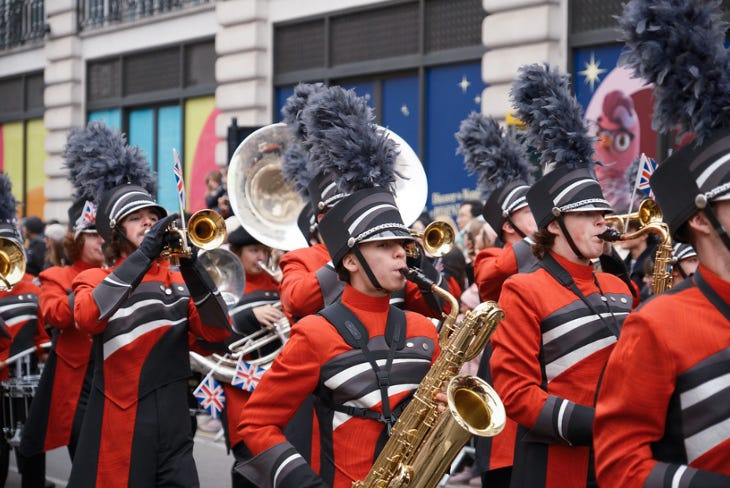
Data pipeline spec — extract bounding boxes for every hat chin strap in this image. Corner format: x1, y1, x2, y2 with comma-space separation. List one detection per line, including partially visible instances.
702, 207, 730, 254
556, 216, 586, 262
352, 245, 385, 291
506, 216, 527, 239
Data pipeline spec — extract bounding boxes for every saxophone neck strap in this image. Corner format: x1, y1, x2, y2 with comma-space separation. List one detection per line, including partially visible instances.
693, 269, 730, 321
318, 302, 407, 435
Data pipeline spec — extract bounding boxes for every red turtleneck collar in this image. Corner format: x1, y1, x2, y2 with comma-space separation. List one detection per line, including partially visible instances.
550, 251, 595, 281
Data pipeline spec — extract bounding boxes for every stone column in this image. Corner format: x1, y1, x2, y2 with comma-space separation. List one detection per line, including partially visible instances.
481, 0, 565, 119
43, 0, 84, 223
214, 0, 271, 167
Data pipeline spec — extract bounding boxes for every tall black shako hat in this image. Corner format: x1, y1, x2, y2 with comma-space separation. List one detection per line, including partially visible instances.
281, 83, 346, 233
512, 64, 612, 234
619, 0, 730, 246
456, 112, 533, 238
63, 122, 165, 241
302, 85, 412, 287
0, 174, 21, 244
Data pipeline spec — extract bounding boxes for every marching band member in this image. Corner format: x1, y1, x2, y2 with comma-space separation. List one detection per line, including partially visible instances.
0, 174, 48, 486
67, 123, 231, 487
20, 125, 109, 487
236, 85, 441, 488
19, 200, 103, 488
594, 1, 730, 485
0, 174, 48, 379
278, 83, 449, 324
456, 112, 537, 487
490, 64, 633, 487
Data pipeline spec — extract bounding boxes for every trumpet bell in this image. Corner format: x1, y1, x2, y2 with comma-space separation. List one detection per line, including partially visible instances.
0, 238, 25, 291
188, 209, 227, 251
227, 123, 308, 251
410, 220, 455, 257
198, 248, 245, 307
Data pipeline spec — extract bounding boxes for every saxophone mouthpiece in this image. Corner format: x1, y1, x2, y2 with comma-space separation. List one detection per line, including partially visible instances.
598, 228, 621, 242
400, 267, 435, 289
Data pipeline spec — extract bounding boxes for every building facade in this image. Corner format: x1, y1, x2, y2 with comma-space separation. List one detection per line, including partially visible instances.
0, 0, 641, 225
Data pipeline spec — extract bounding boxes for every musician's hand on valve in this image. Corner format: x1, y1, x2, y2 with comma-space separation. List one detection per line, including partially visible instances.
253, 305, 285, 329
139, 213, 179, 259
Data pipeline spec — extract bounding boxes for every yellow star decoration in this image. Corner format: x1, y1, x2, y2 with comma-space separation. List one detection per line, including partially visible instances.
579, 52, 607, 92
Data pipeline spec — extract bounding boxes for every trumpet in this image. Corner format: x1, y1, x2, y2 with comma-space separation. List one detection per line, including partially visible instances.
0, 237, 25, 291
161, 209, 227, 264
409, 221, 455, 258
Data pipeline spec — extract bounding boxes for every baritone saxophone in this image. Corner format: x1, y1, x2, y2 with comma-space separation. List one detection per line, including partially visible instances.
353, 268, 506, 488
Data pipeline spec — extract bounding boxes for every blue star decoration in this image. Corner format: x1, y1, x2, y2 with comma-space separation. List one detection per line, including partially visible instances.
578, 52, 607, 92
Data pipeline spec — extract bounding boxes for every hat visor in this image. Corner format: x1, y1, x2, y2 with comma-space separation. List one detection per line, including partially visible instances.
562, 200, 613, 214
358, 228, 415, 244
117, 203, 167, 225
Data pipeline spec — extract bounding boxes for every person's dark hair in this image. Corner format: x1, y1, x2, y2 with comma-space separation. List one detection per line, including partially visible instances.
531, 227, 556, 260
335, 262, 351, 284
23, 216, 45, 235
103, 229, 135, 264
461, 200, 484, 218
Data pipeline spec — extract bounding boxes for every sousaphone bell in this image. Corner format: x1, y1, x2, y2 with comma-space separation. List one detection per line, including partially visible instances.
227, 123, 429, 251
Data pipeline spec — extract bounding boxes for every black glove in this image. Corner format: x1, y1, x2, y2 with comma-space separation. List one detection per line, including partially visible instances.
138, 213, 179, 259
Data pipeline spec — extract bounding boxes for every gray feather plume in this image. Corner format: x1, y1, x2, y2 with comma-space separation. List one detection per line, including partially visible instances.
281, 142, 311, 198
510, 63, 596, 173
618, 0, 730, 144
63, 122, 157, 204
280, 83, 329, 198
0, 174, 17, 222
281, 82, 328, 151
301, 85, 398, 194
456, 112, 533, 201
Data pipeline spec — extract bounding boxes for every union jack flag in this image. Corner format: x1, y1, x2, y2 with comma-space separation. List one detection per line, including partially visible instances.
172, 149, 186, 209
193, 372, 225, 419
231, 358, 267, 392
635, 153, 657, 198
75, 200, 96, 231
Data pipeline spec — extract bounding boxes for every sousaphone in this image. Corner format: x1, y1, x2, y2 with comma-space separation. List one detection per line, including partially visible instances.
227, 123, 428, 251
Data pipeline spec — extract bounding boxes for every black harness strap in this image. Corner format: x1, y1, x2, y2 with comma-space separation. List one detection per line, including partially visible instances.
694, 269, 730, 321
539, 253, 620, 338
315, 263, 345, 307
318, 302, 406, 435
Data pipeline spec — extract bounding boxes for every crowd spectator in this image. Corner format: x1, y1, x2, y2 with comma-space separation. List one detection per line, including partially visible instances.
22, 216, 46, 276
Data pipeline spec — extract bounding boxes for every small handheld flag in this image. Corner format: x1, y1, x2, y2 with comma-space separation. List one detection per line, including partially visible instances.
231, 358, 267, 392
634, 153, 657, 198
193, 372, 226, 419
172, 148, 186, 210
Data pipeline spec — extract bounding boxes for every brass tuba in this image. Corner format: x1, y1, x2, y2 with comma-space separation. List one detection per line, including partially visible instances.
198, 248, 245, 307
353, 269, 506, 488
600, 198, 674, 294
226, 123, 429, 251
0, 237, 25, 291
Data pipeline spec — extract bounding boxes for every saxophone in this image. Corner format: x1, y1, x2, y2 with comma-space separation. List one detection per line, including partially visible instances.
601, 198, 674, 294
353, 268, 506, 488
